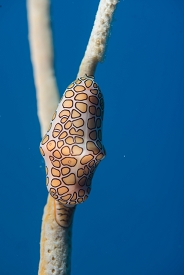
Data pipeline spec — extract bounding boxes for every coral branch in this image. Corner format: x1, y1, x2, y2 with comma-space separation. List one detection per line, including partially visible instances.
27, 1, 72, 275
27, 0, 60, 137
78, 0, 119, 77
27, 0, 119, 274
38, 196, 73, 275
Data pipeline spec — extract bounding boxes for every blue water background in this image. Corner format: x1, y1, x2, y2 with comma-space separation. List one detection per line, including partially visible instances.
0, 1, 184, 274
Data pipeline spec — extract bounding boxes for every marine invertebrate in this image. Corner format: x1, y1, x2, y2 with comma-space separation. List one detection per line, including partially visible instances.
27, 0, 119, 274
40, 75, 105, 227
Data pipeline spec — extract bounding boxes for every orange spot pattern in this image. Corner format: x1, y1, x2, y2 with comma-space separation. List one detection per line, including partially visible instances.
40, 75, 106, 226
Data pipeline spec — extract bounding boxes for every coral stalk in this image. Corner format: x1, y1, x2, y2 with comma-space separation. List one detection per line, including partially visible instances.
27, 0, 59, 137
78, 0, 119, 77
27, 0, 119, 274
27, 1, 72, 275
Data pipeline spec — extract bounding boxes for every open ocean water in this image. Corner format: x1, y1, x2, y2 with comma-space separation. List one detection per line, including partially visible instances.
0, 0, 184, 274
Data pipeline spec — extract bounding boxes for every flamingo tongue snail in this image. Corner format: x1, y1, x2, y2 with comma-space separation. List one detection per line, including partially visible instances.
40, 75, 106, 227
